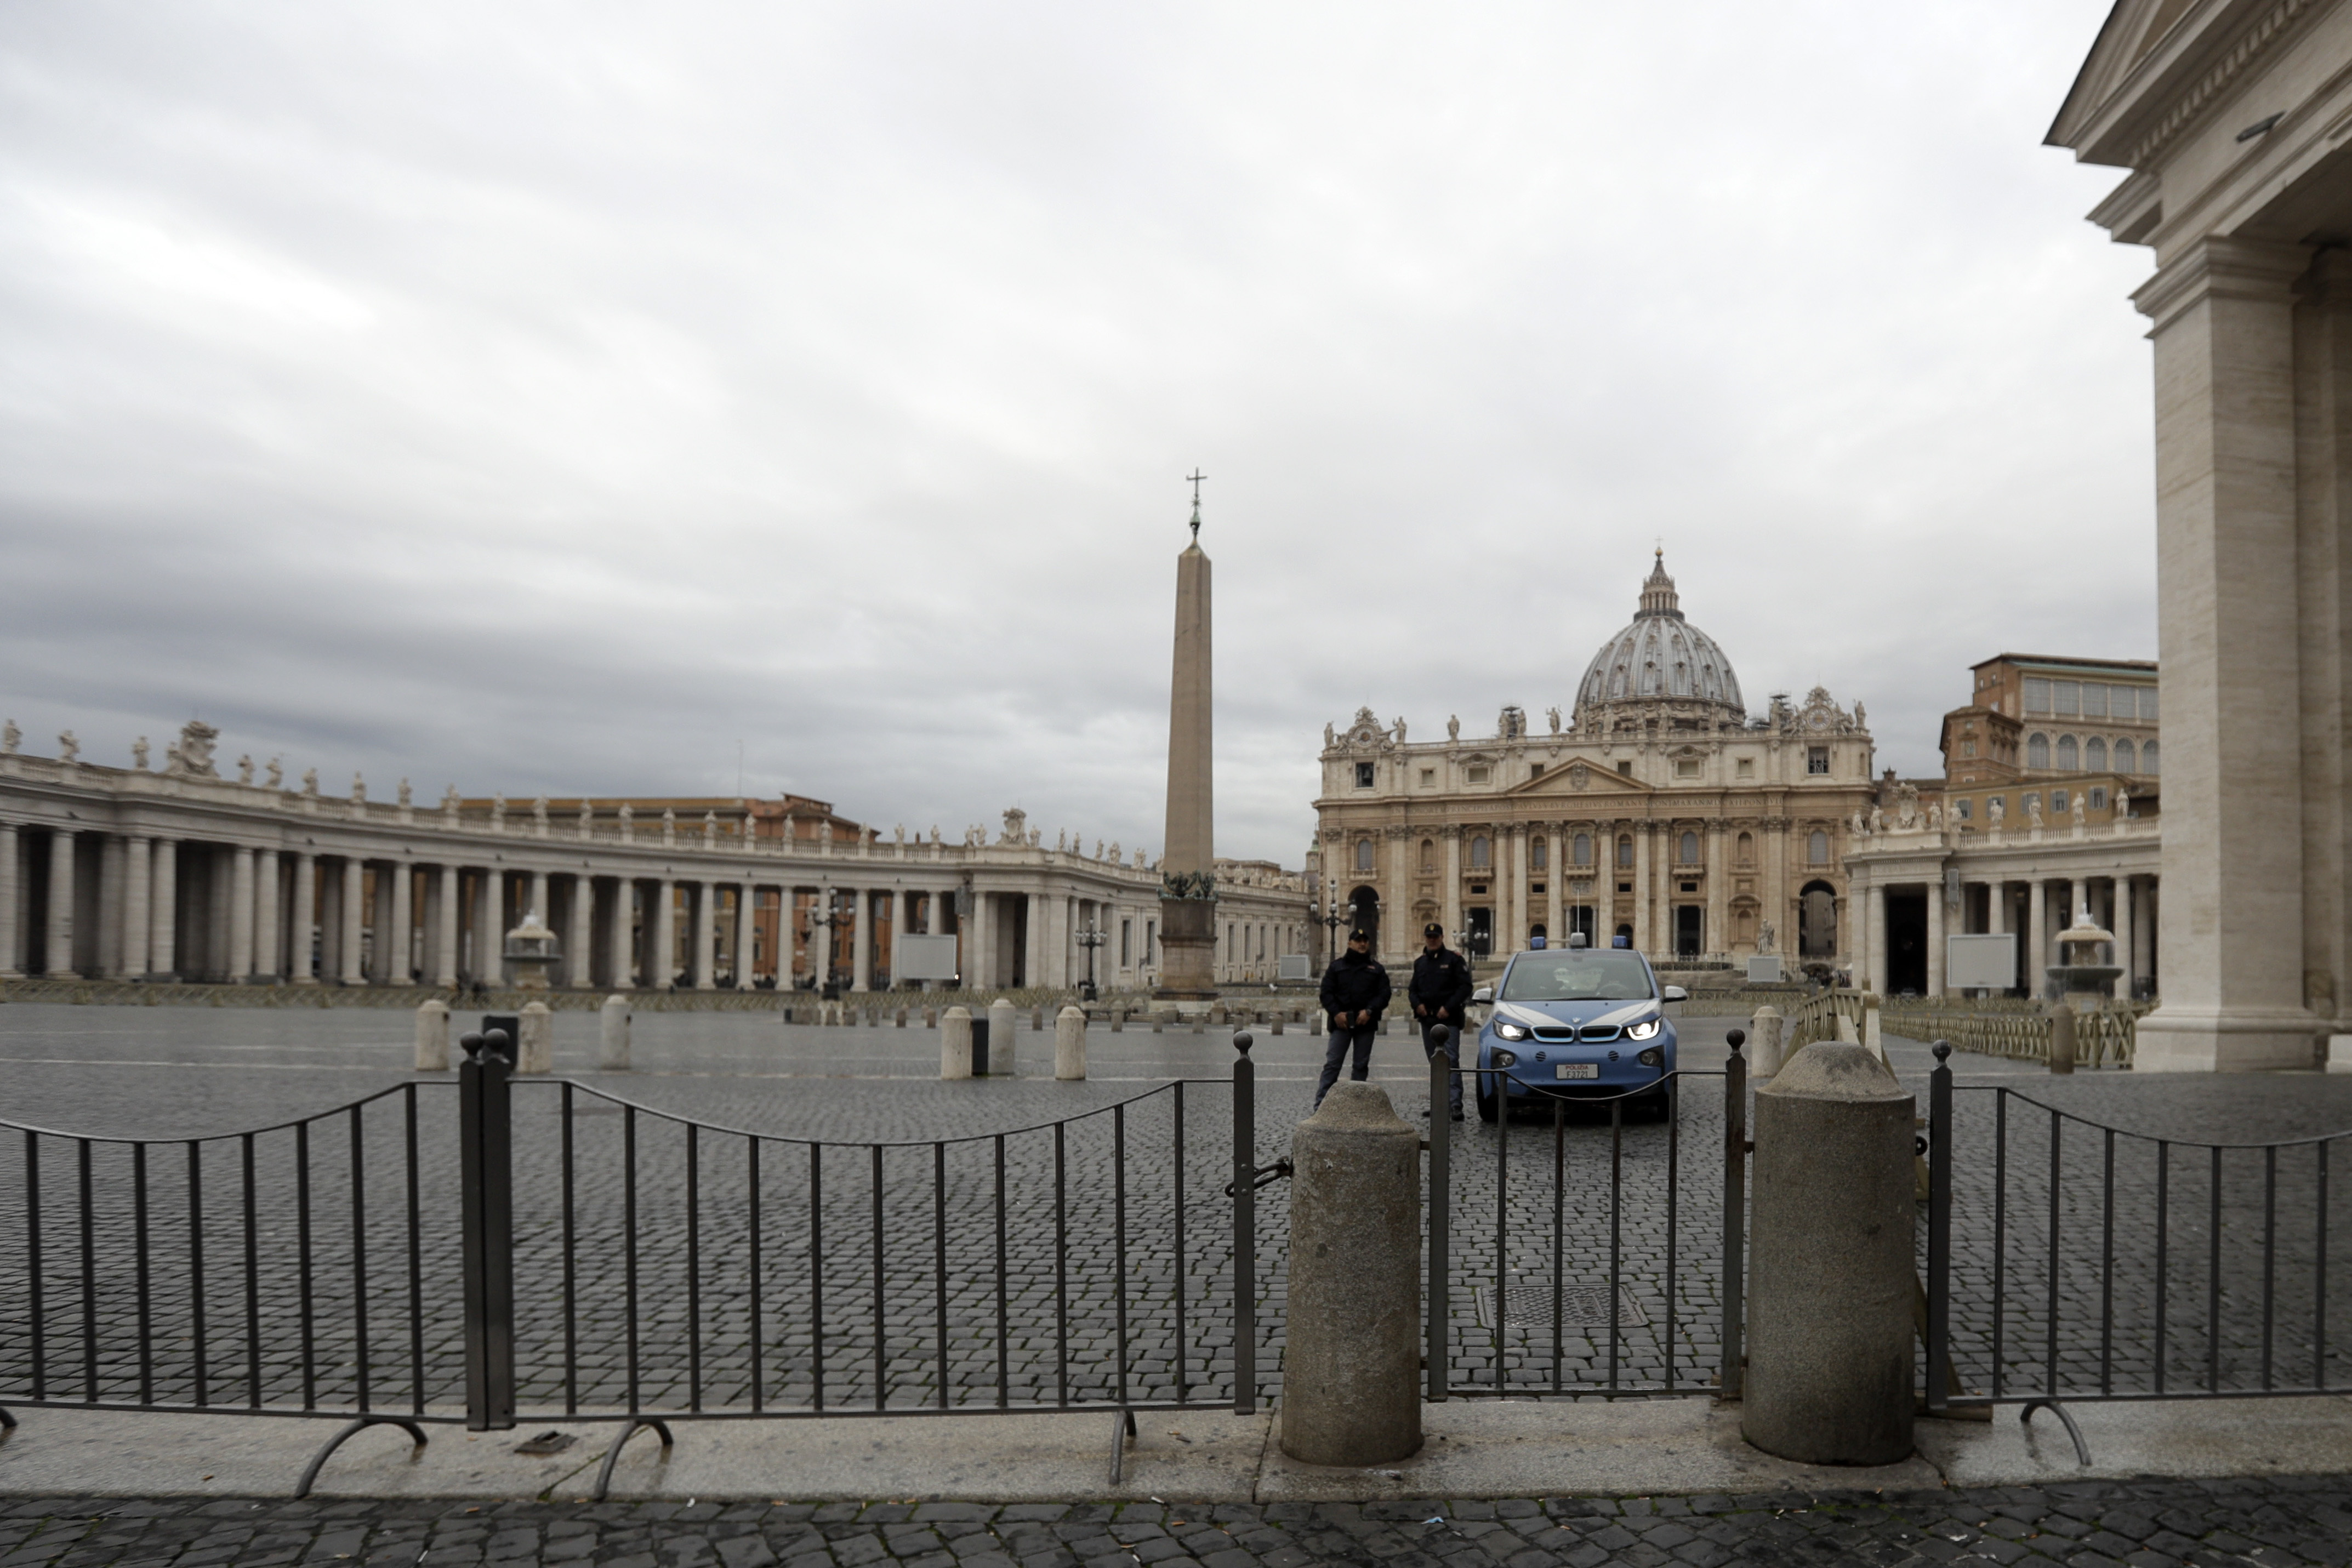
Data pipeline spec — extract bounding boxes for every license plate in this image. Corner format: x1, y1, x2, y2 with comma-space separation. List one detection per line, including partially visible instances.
1555, 1063, 1598, 1080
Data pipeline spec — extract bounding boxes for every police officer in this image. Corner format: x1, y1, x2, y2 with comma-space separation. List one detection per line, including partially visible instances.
1409, 921, 1472, 1120
1315, 927, 1389, 1108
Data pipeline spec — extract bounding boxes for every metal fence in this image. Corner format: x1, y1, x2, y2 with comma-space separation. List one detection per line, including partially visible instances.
0, 1028, 1283, 1496
1921, 1041, 2352, 1459
1422, 1039, 1749, 1402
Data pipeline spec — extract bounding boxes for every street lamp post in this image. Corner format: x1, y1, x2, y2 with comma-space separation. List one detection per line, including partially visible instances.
1318, 887, 1349, 966
807, 896, 848, 999
1075, 922, 1107, 1001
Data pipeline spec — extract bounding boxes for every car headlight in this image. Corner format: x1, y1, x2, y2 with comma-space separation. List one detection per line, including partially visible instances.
1626, 1017, 1662, 1041
1495, 1021, 1529, 1041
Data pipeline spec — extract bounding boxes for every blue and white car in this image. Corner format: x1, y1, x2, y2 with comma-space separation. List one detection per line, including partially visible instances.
1471, 946, 1685, 1121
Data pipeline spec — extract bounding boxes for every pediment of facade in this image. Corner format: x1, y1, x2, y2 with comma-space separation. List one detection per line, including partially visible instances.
1507, 760, 1652, 799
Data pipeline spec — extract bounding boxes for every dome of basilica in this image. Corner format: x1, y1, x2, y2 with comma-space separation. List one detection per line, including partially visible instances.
1573, 552, 1745, 726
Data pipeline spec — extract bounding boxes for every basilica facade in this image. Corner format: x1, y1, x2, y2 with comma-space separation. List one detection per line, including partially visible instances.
1312, 554, 1877, 971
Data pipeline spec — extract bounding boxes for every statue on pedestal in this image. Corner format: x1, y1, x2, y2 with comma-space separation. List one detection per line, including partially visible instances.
1, 720, 18, 755
235, 755, 253, 785
57, 731, 78, 763
133, 737, 150, 771
1447, 715, 1461, 741
302, 768, 320, 796
267, 757, 284, 789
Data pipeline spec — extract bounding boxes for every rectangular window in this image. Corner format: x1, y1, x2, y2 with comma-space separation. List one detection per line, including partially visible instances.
2082, 684, 2107, 719
2024, 678, 2052, 714
1530, 762, 1546, 778
1807, 746, 1829, 775
2053, 789, 2069, 813
1120, 919, 1132, 966
2145, 686, 2159, 721
1354, 762, 1375, 789
2109, 687, 2134, 721
2054, 681, 2079, 716
1617, 882, 1632, 893
1467, 765, 1491, 784
1955, 799, 1973, 821
1736, 757, 1755, 778
1675, 759, 1700, 779
2088, 786, 2107, 810
1470, 883, 1488, 896
1419, 767, 1434, 786
1617, 760, 1633, 776
1530, 882, 1546, 893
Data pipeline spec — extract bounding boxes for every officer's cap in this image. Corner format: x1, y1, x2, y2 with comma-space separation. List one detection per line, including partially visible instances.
1348, 928, 1373, 943
1423, 922, 1444, 938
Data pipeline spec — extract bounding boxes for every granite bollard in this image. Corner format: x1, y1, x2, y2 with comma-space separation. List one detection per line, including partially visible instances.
515, 1001, 554, 1074
940, 1006, 973, 1080
987, 998, 1017, 1075
1054, 1004, 1087, 1080
599, 994, 632, 1071
1278, 1081, 1422, 1467
2048, 1003, 2077, 1075
1749, 1005, 1784, 1078
413, 998, 449, 1071
1742, 1042, 1916, 1466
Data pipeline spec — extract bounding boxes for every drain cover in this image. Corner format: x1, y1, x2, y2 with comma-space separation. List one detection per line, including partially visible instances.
1473, 1282, 1649, 1330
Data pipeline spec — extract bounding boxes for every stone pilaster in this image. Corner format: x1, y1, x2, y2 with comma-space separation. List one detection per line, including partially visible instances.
339, 858, 366, 987
571, 874, 596, 988
652, 878, 675, 990
229, 845, 255, 982
45, 828, 76, 977
122, 835, 150, 980
388, 861, 413, 985
1865, 882, 1887, 996
0, 822, 19, 978
98, 834, 126, 978
150, 839, 179, 980
694, 880, 717, 990
253, 849, 280, 982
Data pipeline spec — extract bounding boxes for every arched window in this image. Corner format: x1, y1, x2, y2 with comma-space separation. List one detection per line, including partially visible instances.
2114, 738, 2136, 773
2057, 735, 2079, 771
2085, 737, 2107, 772
1736, 831, 1754, 865
1470, 835, 1490, 868
2028, 733, 2050, 769
1420, 839, 1434, 873
1616, 835, 1633, 868
1808, 830, 1829, 865
2143, 740, 2160, 774
1573, 833, 1592, 865
1679, 830, 1700, 863
1531, 836, 1548, 870
1355, 838, 1374, 872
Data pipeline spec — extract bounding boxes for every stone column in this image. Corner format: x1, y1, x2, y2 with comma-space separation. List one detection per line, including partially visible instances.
691, 880, 716, 989
287, 852, 314, 984
734, 882, 756, 987
927, 890, 945, 934
1022, 889, 1045, 988
850, 885, 872, 991
477, 869, 504, 985
1925, 875, 1945, 997
228, 846, 255, 982
388, 862, 413, 984
0, 823, 17, 978
253, 850, 280, 981
1765, 812, 1788, 952
120, 835, 150, 980
2133, 239, 2322, 1068
967, 888, 991, 989
2138, 878, 2159, 991
1631, 824, 1652, 954
1865, 881, 1887, 996
1706, 819, 1727, 956
149, 839, 180, 980
98, 835, 126, 978
526, 869, 549, 929
1990, 879, 2011, 935
339, 858, 366, 985
44, 828, 76, 977
2028, 879, 2050, 1000
368, 863, 394, 983
1442, 828, 1462, 947
2114, 876, 2137, 999
432, 865, 458, 987
1508, 826, 1528, 951
652, 878, 675, 989
567, 875, 594, 988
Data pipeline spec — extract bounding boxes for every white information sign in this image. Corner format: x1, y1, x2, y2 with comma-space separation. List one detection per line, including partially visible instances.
1947, 933, 2018, 991
894, 933, 961, 982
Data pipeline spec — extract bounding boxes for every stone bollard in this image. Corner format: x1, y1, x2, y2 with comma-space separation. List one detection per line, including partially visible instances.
413, 998, 450, 1071
1750, 1006, 1784, 1079
1279, 1081, 1422, 1466
1031, 1006, 1044, 1032
1055, 1005, 1087, 1080
1209, 1002, 1227, 1026
941, 1006, 973, 1079
2048, 1003, 2077, 1075
1863, 992, 1886, 1063
1110, 1008, 1125, 1033
600, 995, 633, 1071
1271, 1016, 1284, 1036
1191, 1014, 1204, 1034
515, 1001, 554, 1074
924, 1006, 938, 1029
895, 1007, 907, 1028
987, 998, 1017, 1074
2331, 1035, 2352, 1073
1151, 1012, 1164, 1033
1743, 1042, 1916, 1466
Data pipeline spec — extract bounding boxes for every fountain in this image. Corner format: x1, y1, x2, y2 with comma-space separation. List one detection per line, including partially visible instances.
503, 908, 561, 991
2046, 896, 2122, 1010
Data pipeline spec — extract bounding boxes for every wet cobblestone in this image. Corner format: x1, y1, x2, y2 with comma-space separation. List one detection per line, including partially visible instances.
4, 1480, 2352, 1567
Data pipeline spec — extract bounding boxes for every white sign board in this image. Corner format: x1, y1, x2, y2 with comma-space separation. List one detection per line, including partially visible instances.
895, 933, 961, 982
1278, 954, 1312, 982
1947, 933, 2018, 991
1746, 956, 1782, 983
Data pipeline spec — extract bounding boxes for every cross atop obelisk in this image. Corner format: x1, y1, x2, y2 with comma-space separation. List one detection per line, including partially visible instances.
1157, 471, 1218, 1000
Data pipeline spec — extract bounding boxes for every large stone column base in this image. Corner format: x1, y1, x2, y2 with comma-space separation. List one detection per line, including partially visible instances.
2133, 1006, 2325, 1073
1154, 897, 1218, 1000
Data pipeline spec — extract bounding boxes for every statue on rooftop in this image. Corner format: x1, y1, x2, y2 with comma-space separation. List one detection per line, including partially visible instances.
1447, 715, 1460, 741
267, 757, 283, 789
57, 731, 78, 763
1, 719, 18, 755
132, 737, 150, 771
236, 754, 253, 785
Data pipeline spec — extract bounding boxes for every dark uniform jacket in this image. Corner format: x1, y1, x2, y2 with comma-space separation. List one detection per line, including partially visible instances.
1409, 946, 1474, 1025
1319, 948, 1390, 1027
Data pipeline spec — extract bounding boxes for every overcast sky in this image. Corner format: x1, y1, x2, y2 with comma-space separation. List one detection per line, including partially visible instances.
0, 2, 2150, 865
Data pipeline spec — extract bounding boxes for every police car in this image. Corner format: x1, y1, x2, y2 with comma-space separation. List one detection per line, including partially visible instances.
1470, 935, 1684, 1121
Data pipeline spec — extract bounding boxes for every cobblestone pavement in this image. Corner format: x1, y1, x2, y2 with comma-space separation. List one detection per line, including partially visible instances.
4, 1006, 2351, 1421
7, 1479, 2352, 1567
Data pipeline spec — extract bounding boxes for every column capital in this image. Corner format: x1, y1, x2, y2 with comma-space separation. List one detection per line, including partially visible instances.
2133, 236, 2310, 334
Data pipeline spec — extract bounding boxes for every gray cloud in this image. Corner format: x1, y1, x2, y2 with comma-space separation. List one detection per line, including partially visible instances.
0, 1, 2146, 862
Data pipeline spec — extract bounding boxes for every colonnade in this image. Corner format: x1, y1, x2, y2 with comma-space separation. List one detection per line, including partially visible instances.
1855, 869, 2159, 1000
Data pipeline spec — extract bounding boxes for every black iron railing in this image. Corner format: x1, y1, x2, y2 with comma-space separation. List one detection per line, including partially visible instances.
1923, 1040, 2352, 1447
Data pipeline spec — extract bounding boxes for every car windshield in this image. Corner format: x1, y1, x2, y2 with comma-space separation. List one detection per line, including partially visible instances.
1498, 951, 1655, 1002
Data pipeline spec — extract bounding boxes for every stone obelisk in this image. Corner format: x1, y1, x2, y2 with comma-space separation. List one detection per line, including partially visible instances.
1155, 477, 1218, 1001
